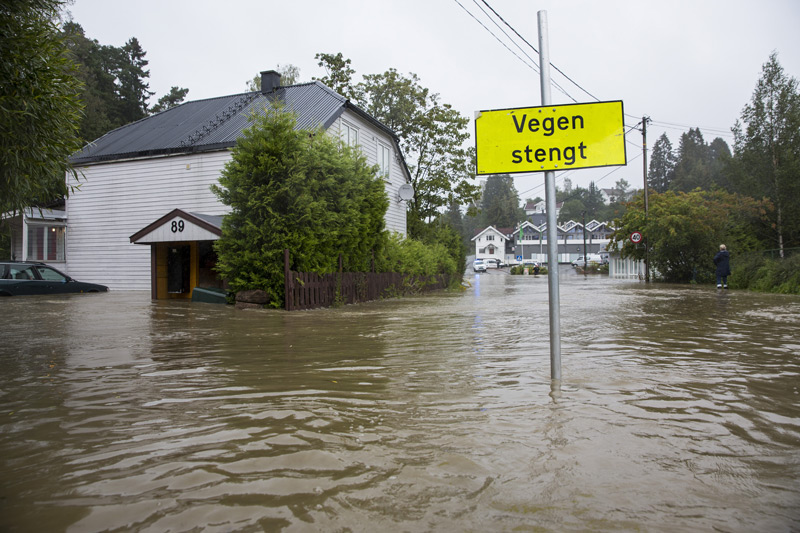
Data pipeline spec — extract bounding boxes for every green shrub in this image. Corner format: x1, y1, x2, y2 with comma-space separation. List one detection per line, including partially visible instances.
726, 253, 763, 289
376, 233, 458, 282
574, 262, 606, 274
727, 253, 800, 294
212, 104, 389, 306
509, 264, 547, 275
0, 228, 10, 260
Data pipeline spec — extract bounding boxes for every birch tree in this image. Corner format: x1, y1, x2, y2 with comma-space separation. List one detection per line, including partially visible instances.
732, 52, 800, 255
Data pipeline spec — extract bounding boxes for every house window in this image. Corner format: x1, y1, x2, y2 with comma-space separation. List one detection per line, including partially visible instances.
27, 225, 65, 261
378, 141, 391, 179
486, 235, 494, 241
341, 121, 359, 147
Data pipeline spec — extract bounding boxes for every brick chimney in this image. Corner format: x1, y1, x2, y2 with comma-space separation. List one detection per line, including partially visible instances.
260, 70, 281, 93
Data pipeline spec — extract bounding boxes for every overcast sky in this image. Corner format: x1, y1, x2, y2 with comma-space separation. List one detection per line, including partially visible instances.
66, 0, 800, 200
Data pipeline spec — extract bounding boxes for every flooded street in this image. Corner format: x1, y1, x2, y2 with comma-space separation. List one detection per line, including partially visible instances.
1, 267, 799, 532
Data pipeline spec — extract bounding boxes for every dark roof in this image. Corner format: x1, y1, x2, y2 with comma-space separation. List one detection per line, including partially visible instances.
71, 81, 400, 166
190, 212, 224, 229
472, 225, 513, 238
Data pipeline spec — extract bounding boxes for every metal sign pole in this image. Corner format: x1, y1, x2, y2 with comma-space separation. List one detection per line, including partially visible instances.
538, 10, 561, 381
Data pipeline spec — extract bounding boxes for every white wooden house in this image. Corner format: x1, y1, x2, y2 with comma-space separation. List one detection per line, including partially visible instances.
7, 71, 412, 299
471, 226, 509, 264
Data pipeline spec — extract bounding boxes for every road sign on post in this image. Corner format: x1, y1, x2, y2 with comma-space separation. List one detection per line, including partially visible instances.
475, 101, 626, 175
472, 10, 628, 388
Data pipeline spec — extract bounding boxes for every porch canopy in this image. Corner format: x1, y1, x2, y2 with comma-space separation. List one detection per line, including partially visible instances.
130, 208, 222, 244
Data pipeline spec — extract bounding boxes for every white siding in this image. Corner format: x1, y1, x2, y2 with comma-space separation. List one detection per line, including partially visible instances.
336, 111, 409, 236
66, 151, 231, 290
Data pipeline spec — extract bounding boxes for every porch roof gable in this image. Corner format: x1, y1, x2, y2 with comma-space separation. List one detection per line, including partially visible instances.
130, 208, 223, 244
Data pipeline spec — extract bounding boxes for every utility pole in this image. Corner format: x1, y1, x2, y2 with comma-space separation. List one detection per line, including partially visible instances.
642, 115, 651, 283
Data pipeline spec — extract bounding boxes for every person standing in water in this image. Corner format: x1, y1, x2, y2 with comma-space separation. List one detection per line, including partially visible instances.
713, 244, 731, 289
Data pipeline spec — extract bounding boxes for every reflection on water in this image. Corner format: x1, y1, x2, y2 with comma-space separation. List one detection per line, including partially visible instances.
1, 269, 799, 531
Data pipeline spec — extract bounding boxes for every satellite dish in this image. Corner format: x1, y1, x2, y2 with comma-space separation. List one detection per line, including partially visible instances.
398, 183, 414, 201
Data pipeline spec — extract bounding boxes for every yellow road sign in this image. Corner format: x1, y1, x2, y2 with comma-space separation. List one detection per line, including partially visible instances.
475, 100, 626, 174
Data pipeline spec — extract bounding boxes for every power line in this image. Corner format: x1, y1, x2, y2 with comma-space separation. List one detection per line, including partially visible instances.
458, 0, 740, 145
462, 1, 737, 144
453, 0, 576, 102
650, 119, 731, 134
649, 120, 734, 139
459, 1, 735, 205
516, 151, 643, 201
471, 0, 540, 71
451, 0, 539, 75
479, 0, 600, 103
472, 0, 576, 102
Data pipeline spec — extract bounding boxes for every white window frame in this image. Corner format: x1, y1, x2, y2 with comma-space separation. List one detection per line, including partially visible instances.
377, 141, 391, 180
26, 223, 66, 262
341, 121, 359, 148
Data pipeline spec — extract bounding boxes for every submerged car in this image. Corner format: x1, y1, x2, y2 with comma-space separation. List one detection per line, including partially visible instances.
0, 261, 108, 296
473, 258, 487, 272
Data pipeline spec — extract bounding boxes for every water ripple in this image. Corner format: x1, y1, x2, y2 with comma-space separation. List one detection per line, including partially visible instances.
1, 276, 799, 531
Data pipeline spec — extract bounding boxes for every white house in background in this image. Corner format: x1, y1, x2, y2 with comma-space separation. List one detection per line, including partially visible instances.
524, 199, 561, 220
5, 70, 412, 299
601, 186, 636, 204
473, 219, 616, 265
600, 188, 618, 204
471, 226, 510, 265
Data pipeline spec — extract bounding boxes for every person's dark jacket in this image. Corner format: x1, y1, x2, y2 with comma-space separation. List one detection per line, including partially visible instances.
714, 250, 731, 277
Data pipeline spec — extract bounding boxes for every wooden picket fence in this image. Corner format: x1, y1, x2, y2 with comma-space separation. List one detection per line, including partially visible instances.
283, 249, 451, 311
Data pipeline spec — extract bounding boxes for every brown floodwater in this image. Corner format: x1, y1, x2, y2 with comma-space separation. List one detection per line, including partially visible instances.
1, 266, 799, 532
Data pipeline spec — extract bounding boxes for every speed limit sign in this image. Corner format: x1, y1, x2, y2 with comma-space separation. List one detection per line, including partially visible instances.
630, 231, 643, 244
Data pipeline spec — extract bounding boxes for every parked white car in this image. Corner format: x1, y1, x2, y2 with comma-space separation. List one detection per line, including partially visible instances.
473, 259, 487, 272
572, 254, 603, 267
